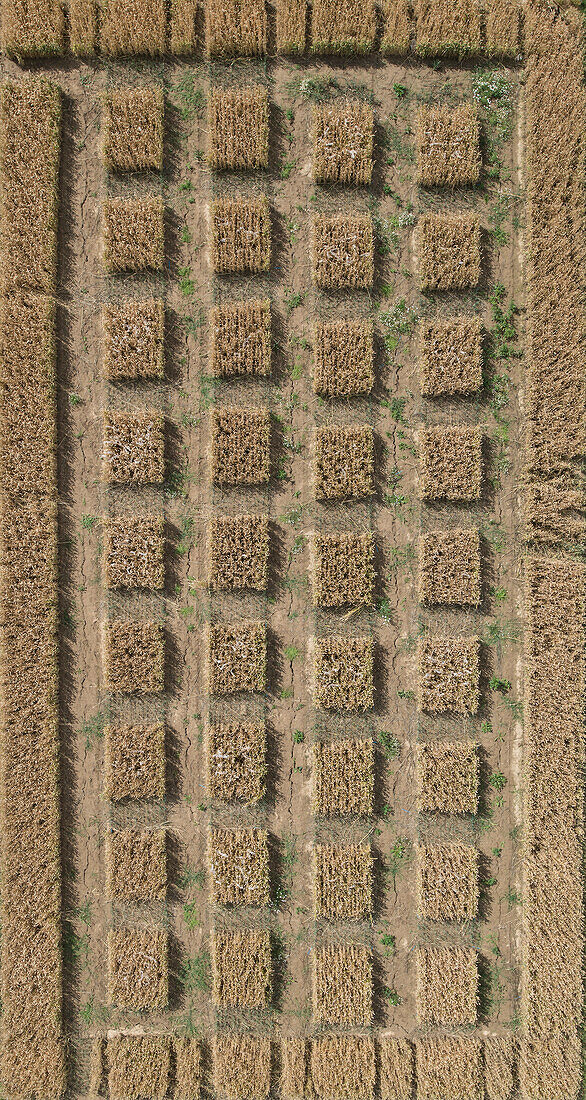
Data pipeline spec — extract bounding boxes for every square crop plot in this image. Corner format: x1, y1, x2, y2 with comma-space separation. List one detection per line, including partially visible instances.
210, 298, 271, 377
313, 101, 373, 185
419, 528, 481, 606
417, 104, 481, 187
103, 197, 164, 272
209, 514, 269, 590
208, 827, 270, 907
486, 0, 519, 58
209, 86, 269, 170
313, 738, 374, 816
417, 213, 481, 290
311, 0, 376, 54
105, 620, 165, 695
105, 828, 166, 902
416, 740, 479, 815
313, 943, 372, 1025
103, 412, 165, 485
379, 1037, 413, 1100
103, 298, 165, 381
211, 196, 271, 273
105, 516, 165, 590
484, 1036, 516, 1100
315, 425, 374, 499
420, 316, 483, 396
100, 0, 166, 55
416, 1037, 482, 1100
417, 842, 478, 921
414, 0, 482, 57
312, 214, 374, 289
213, 1035, 271, 1100
416, 947, 478, 1026
418, 635, 480, 714
107, 1036, 171, 1100
310, 1037, 375, 1100
174, 1039, 202, 1100
206, 0, 267, 57
206, 721, 266, 803
104, 723, 166, 801
312, 532, 375, 607
212, 929, 271, 1008
207, 621, 267, 694
313, 318, 374, 396
103, 87, 164, 171
419, 426, 483, 502
314, 843, 372, 920
314, 635, 374, 711
108, 928, 168, 1010
211, 407, 270, 485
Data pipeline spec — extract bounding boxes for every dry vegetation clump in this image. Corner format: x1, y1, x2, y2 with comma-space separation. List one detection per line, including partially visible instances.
209, 827, 270, 907
105, 516, 165, 590
313, 943, 372, 1025
416, 739, 478, 815
417, 842, 478, 920
211, 196, 271, 273
417, 635, 480, 714
417, 103, 480, 186
103, 197, 164, 272
314, 425, 374, 499
524, 473, 586, 547
311, 0, 376, 54
107, 1035, 171, 1100
103, 87, 164, 171
105, 620, 165, 695
170, 0, 197, 54
313, 101, 373, 185
484, 1036, 516, 1100
379, 1037, 413, 1100
313, 318, 374, 396
314, 843, 372, 920
103, 298, 165, 381
310, 1036, 375, 1100
209, 86, 269, 170
213, 1035, 271, 1100
519, 1037, 581, 1100
0, 80, 61, 293
380, 0, 411, 55
314, 635, 374, 711
414, 0, 481, 56
417, 212, 481, 290
105, 828, 167, 901
276, 0, 306, 53
281, 1038, 310, 1098
416, 947, 477, 1026
420, 315, 483, 396
212, 929, 271, 1007
419, 527, 481, 606
209, 514, 269, 590
206, 621, 267, 694
103, 411, 165, 485
312, 214, 374, 288
108, 928, 168, 1009
1, 0, 63, 56
312, 532, 374, 607
211, 406, 270, 485
210, 298, 271, 377
104, 722, 166, 801
89, 1037, 103, 1096
486, 0, 519, 57
206, 721, 266, 803
99, 0, 166, 54
313, 738, 374, 816
419, 426, 483, 501
416, 1037, 482, 1100
68, 0, 97, 55
174, 1037, 202, 1100
206, 0, 267, 56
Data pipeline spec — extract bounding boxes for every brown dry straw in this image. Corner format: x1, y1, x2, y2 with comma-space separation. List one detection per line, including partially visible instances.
417, 103, 480, 186
281, 1038, 310, 1098
208, 827, 270, 906
416, 739, 478, 814
170, 0, 197, 53
105, 828, 167, 901
312, 532, 375, 607
420, 315, 482, 395
105, 516, 165, 589
310, 1036, 375, 1100
313, 318, 374, 396
417, 211, 481, 290
417, 635, 480, 714
211, 195, 271, 273
381, 0, 411, 55
103, 196, 165, 271
416, 1036, 482, 1100
1, 0, 64, 56
213, 1034, 271, 1099
68, 0, 97, 54
103, 87, 164, 171
108, 928, 168, 1009
209, 514, 269, 590
211, 406, 271, 485
313, 100, 373, 185
312, 213, 374, 288
205, 0, 267, 57
107, 1035, 171, 1100
206, 721, 266, 802
524, 472, 586, 547
314, 424, 374, 499
417, 841, 478, 920
419, 527, 481, 606
416, 946, 477, 1026
310, 0, 376, 54
99, 0, 166, 54
419, 425, 483, 501
174, 1037, 202, 1100
313, 943, 372, 1024
314, 843, 372, 920
314, 634, 374, 711
209, 86, 269, 170
105, 620, 165, 694
104, 722, 166, 801
210, 298, 271, 377
313, 737, 374, 816
414, 0, 481, 57
103, 297, 165, 380
484, 1036, 517, 1100
276, 0, 306, 53
206, 621, 267, 694
379, 1037, 413, 1100
212, 929, 272, 1007
486, 0, 519, 57
103, 411, 166, 484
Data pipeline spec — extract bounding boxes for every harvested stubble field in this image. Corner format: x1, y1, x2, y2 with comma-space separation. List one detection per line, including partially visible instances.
0, 3, 582, 1099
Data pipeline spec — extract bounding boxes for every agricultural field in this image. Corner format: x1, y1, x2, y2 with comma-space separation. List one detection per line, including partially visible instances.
0, 1, 584, 1099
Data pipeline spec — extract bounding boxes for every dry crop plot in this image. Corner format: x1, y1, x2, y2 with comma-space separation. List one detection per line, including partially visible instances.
416, 946, 478, 1026
314, 843, 372, 920
484, 1036, 516, 1100
206, 621, 267, 694
174, 1037, 202, 1100
210, 298, 271, 377
103, 298, 165, 381
103, 197, 164, 272
212, 929, 271, 1008
314, 634, 374, 711
420, 315, 483, 395
379, 1037, 413, 1100
1, 0, 64, 57
417, 841, 478, 920
312, 531, 375, 607
311, 0, 376, 55
105, 828, 167, 901
213, 1035, 271, 1100
417, 212, 481, 290
104, 619, 165, 694
211, 406, 271, 485
312, 214, 374, 288
414, 0, 482, 57
206, 721, 266, 802
419, 425, 483, 501
313, 318, 374, 396
105, 516, 165, 589
276, 0, 306, 54
417, 635, 480, 714
104, 722, 166, 801
281, 1037, 309, 1097
486, 0, 519, 58
205, 0, 267, 57
310, 1036, 375, 1100
313, 943, 372, 1025
314, 425, 374, 499
419, 527, 482, 606
313, 100, 373, 185
68, 0, 97, 55
208, 514, 270, 590
107, 928, 168, 1010
313, 738, 374, 816
103, 411, 165, 485
208, 827, 270, 907
209, 86, 269, 170
417, 739, 479, 815
99, 0, 166, 55
211, 196, 271, 273
381, 0, 411, 54
417, 103, 480, 187
416, 1036, 482, 1100
103, 87, 164, 171
107, 1035, 171, 1100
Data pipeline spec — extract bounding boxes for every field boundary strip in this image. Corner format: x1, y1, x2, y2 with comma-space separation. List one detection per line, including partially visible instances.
0, 79, 65, 1097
